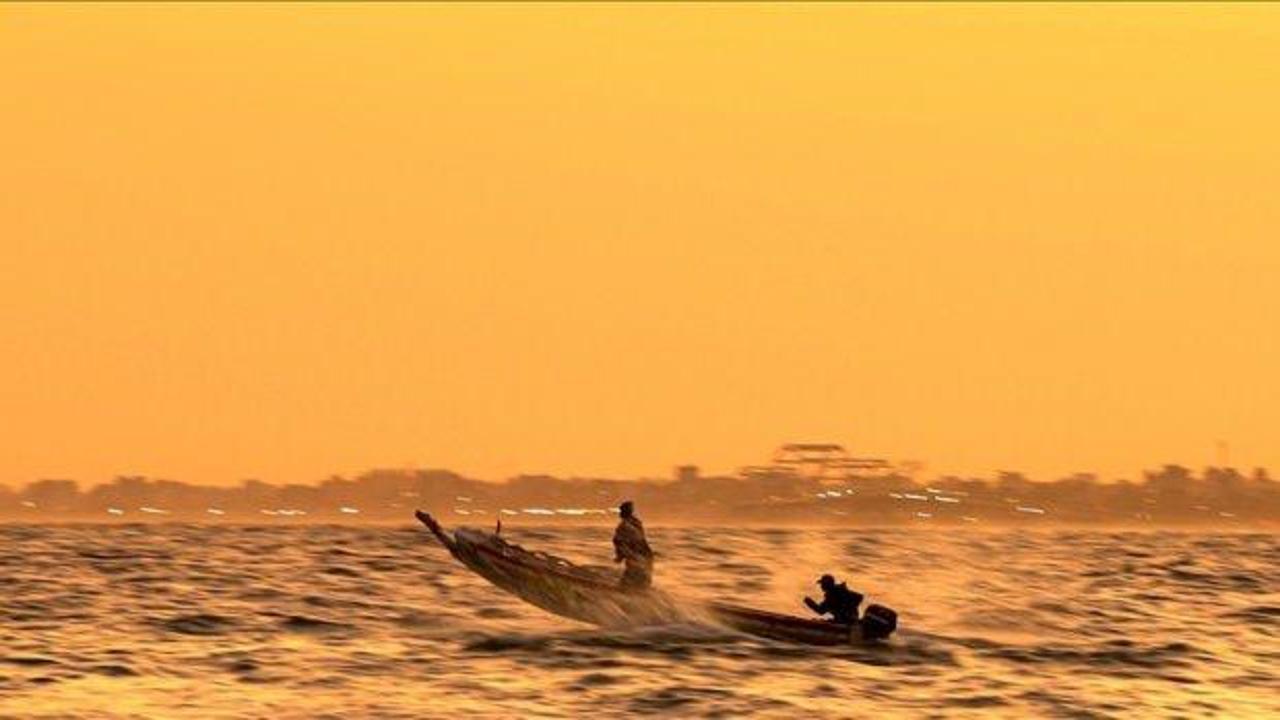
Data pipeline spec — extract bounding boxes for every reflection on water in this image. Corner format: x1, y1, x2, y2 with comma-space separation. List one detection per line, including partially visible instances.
1, 525, 1276, 718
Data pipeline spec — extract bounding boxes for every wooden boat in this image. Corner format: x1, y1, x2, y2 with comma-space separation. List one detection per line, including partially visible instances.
708, 601, 897, 643
416, 511, 685, 627
415, 511, 895, 644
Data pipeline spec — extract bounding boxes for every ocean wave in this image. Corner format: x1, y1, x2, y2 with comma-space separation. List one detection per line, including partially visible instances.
0, 525, 1274, 718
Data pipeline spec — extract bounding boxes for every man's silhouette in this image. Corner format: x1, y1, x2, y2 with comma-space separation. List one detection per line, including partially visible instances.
612, 500, 653, 589
804, 574, 863, 625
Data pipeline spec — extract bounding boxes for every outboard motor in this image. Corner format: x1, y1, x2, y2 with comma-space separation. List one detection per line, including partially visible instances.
860, 604, 898, 641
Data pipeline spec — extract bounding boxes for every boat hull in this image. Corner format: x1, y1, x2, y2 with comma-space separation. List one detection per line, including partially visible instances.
420, 513, 684, 627
703, 603, 859, 645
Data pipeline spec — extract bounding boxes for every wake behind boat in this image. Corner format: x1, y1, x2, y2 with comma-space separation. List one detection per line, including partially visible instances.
414, 511, 897, 645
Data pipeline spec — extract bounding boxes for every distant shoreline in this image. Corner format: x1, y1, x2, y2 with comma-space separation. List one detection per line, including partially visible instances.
5, 512, 1274, 530
5, 463, 1277, 527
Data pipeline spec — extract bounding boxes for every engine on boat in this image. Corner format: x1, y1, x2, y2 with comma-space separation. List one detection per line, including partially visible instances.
860, 604, 898, 641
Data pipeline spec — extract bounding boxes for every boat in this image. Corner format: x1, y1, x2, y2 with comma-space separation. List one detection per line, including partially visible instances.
415, 511, 685, 627
415, 511, 898, 644
705, 602, 899, 645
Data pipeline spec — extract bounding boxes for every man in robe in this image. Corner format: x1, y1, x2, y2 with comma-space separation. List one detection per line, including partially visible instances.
612, 500, 654, 589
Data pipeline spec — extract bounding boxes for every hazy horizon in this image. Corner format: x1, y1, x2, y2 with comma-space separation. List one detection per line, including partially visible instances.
7, 462, 1274, 529
2, 455, 1274, 491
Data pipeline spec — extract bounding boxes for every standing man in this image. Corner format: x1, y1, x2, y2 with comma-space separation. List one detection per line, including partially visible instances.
613, 500, 654, 589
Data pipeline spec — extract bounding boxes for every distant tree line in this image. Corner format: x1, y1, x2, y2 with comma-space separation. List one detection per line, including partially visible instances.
1, 464, 1275, 526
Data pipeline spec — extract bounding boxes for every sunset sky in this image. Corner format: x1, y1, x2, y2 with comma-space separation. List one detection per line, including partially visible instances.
3, 5, 1278, 488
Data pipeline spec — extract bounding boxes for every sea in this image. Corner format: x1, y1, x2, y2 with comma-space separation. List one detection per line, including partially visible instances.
1, 524, 1276, 718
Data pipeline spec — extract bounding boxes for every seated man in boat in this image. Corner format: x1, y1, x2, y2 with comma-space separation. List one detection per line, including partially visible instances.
612, 500, 654, 589
804, 574, 864, 625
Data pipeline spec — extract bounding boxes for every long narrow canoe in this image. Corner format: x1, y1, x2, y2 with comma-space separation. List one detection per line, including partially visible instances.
414, 511, 893, 645
416, 511, 685, 627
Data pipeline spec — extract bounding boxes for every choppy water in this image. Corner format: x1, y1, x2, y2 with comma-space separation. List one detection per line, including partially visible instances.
1, 524, 1276, 718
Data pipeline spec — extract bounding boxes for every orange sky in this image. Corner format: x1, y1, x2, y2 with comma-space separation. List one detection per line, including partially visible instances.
3, 5, 1278, 487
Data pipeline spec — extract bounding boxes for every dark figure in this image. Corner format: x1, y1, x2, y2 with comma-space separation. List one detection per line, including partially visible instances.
804, 574, 863, 625
612, 500, 654, 589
